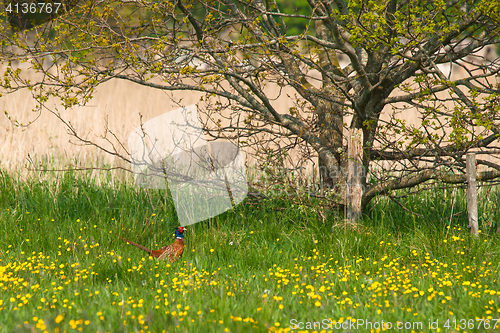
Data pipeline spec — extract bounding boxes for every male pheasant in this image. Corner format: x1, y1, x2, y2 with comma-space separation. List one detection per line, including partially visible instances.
117, 227, 186, 262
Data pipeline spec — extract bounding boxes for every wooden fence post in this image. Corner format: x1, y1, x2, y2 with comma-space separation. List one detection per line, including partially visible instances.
466, 153, 479, 237
347, 127, 364, 221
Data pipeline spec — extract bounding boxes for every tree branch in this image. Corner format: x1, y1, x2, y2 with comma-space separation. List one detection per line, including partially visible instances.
363, 167, 500, 207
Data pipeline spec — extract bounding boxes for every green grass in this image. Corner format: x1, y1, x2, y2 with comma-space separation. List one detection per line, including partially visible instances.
0, 167, 500, 332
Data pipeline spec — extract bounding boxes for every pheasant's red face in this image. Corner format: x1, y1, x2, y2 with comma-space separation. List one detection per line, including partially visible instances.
178, 227, 185, 233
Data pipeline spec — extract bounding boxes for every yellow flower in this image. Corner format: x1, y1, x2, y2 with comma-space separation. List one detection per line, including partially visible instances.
55, 314, 64, 324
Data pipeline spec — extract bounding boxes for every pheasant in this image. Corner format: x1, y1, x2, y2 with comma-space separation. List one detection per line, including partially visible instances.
117, 227, 186, 262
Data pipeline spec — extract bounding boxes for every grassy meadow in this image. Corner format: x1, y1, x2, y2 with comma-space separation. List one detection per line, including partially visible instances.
0, 166, 500, 333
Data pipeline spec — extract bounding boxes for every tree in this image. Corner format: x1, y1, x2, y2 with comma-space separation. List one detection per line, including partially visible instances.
1, 0, 500, 221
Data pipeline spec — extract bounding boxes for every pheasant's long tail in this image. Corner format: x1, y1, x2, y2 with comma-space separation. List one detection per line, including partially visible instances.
116, 235, 152, 254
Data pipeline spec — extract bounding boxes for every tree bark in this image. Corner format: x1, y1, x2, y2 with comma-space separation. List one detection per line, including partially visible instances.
314, 19, 346, 197
317, 99, 345, 195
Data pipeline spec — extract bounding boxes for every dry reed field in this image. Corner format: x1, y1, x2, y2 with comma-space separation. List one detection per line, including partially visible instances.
0, 75, 201, 170
0, 68, 302, 173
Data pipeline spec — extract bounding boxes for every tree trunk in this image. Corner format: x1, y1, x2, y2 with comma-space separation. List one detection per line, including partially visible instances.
314, 19, 346, 199
317, 100, 345, 197
347, 127, 364, 220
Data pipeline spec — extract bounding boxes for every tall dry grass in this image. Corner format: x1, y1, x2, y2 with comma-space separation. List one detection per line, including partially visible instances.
0, 65, 305, 177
